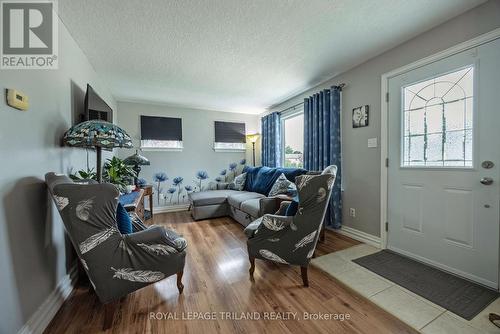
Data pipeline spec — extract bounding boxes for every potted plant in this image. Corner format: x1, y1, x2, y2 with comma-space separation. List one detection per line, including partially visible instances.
103, 157, 137, 192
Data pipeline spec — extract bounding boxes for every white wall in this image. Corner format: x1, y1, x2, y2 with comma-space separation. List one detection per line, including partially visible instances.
269, 0, 500, 237
116, 101, 260, 209
0, 18, 116, 334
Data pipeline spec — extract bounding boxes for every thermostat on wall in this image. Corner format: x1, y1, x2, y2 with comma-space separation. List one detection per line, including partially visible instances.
6, 89, 29, 111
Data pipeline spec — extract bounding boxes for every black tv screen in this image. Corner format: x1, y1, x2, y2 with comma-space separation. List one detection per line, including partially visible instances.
85, 84, 113, 123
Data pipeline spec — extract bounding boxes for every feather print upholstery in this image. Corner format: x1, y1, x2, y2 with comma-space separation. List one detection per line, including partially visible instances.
76, 198, 94, 221
79, 227, 118, 254
317, 187, 327, 202
111, 267, 165, 283
326, 176, 335, 190
293, 231, 317, 252
259, 249, 289, 264
54, 196, 69, 211
119, 240, 133, 256
262, 216, 286, 231
81, 259, 89, 271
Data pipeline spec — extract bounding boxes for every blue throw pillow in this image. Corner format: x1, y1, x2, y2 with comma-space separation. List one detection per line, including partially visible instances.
116, 202, 132, 234
285, 199, 299, 216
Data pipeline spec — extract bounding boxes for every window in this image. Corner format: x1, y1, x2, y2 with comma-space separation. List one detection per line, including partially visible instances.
402, 66, 473, 167
214, 121, 246, 151
140, 115, 183, 150
282, 112, 304, 168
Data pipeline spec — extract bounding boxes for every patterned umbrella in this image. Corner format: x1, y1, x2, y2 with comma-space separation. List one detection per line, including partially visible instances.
64, 120, 133, 182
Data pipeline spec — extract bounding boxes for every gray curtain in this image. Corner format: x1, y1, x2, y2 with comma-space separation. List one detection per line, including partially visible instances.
304, 86, 342, 228
261, 112, 281, 167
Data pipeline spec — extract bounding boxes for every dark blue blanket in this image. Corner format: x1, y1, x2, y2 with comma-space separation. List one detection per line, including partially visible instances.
243, 166, 307, 195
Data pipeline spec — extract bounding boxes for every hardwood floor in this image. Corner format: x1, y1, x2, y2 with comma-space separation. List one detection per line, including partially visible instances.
45, 211, 417, 334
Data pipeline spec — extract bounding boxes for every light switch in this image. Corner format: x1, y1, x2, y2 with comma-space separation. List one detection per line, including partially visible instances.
368, 137, 378, 148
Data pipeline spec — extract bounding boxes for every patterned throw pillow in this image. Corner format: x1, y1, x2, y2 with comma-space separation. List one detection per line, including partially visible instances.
268, 173, 297, 197
229, 172, 246, 191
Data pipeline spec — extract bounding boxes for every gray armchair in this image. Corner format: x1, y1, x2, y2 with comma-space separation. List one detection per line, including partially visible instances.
244, 165, 337, 287
45, 173, 187, 330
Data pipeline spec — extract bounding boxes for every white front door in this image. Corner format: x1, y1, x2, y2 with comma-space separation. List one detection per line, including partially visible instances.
387, 38, 500, 289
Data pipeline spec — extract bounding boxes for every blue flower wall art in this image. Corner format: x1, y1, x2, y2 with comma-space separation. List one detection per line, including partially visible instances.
219, 169, 227, 182
195, 170, 209, 191
153, 172, 168, 205
183, 185, 193, 202
167, 187, 176, 203
137, 178, 147, 187
229, 163, 237, 179
150, 161, 247, 208
172, 176, 184, 203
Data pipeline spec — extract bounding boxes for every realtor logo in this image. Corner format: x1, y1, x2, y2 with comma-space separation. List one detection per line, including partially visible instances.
1, 0, 58, 69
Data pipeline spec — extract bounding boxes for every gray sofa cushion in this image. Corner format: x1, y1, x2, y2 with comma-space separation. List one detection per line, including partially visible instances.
240, 198, 261, 218
227, 192, 265, 209
189, 190, 238, 206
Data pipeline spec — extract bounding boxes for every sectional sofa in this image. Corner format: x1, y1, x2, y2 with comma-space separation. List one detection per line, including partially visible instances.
188, 166, 308, 226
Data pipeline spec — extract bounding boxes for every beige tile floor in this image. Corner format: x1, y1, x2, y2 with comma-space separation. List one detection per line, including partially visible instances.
311, 244, 500, 334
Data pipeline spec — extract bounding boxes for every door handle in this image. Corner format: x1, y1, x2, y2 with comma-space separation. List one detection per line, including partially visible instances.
480, 177, 494, 185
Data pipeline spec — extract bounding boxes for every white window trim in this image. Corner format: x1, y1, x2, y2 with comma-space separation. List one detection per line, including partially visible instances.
213, 142, 246, 152
280, 106, 304, 167
140, 139, 183, 152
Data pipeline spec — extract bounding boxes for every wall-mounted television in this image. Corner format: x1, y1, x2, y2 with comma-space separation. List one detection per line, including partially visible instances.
85, 84, 113, 123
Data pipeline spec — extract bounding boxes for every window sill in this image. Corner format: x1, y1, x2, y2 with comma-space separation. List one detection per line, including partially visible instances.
213, 148, 246, 153
140, 147, 183, 152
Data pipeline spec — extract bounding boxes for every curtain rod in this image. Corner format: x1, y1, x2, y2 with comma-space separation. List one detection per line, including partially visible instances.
275, 83, 346, 114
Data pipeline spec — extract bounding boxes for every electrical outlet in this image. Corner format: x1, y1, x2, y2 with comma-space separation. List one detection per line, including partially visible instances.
349, 208, 356, 217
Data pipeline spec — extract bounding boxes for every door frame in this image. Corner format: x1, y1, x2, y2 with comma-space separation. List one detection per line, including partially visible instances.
380, 27, 500, 250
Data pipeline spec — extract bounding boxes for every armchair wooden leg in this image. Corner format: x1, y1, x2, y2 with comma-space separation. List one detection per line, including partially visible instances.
103, 301, 119, 331
301, 266, 309, 287
176, 270, 184, 294
249, 256, 255, 278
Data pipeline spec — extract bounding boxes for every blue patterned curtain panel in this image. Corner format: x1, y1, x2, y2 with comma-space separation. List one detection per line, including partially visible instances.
303, 86, 342, 228
261, 112, 281, 167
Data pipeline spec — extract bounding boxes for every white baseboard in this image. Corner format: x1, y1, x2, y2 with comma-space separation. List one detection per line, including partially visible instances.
335, 225, 382, 248
18, 265, 77, 334
154, 204, 190, 214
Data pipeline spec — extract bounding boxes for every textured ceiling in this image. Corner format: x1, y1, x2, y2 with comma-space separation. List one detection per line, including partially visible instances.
58, 0, 485, 114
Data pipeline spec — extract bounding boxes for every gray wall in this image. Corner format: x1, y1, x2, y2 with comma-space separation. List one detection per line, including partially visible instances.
116, 102, 260, 209
269, 0, 500, 237
0, 19, 116, 334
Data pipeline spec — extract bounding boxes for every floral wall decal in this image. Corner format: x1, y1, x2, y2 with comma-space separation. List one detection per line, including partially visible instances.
195, 170, 209, 191
137, 178, 147, 187
167, 187, 176, 203
148, 161, 246, 208
172, 176, 184, 203
219, 169, 227, 182
153, 172, 168, 205
229, 163, 237, 177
